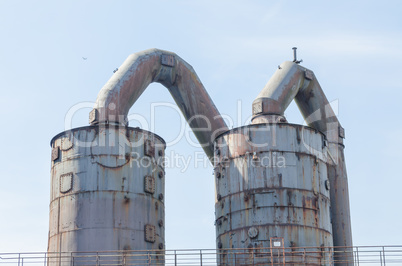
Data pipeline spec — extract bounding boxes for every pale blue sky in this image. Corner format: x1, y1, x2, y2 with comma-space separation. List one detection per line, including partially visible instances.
0, 0, 401, 252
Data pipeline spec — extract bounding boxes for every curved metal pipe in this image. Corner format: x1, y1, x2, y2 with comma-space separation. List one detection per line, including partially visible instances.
295, 72, 353, 265
252, 61, 306, 118
253, 61, 353, 265
252, 61, 344, 146
90, 48, 228, 161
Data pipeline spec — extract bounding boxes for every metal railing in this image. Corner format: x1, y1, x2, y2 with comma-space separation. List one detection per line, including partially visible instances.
0, 246, 401, 265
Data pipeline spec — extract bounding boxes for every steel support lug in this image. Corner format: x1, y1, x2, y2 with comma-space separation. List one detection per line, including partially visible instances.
52, 146, 59, 161
161, 54, 175, 67
158, 219, 164, 227
144, 176, 156, 194
145, 224, 156, 243
158, 171, 164, 178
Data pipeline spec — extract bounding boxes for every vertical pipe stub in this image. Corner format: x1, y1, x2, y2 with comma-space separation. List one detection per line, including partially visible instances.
292, 47, 302, 64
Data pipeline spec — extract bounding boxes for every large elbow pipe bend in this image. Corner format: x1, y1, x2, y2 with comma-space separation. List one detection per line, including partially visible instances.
252, 61, 344, 145
252, 61, 307, 117
90, 48, 228, 161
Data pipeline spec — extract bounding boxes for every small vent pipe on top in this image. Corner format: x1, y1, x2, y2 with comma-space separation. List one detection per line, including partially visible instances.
90, 48, 228, 161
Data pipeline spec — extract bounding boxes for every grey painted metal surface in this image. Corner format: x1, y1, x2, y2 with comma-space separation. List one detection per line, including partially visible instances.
252, 61, 306, 118
91, 48, 228, 161
253, 61, 353, 265
214, 123, 333, 265
48, 126, 166, 265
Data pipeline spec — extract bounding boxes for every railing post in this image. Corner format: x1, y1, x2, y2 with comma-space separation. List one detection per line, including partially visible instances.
356, 246, 359, 266
96, 252, 99, 266
174, 250, 177, 266
18, 253, 20, 266
148, 252, 151, 266
200, 250, 202, 266
380, 250, 383, 266
270, 247, 273, 266
44, 252, 47, 266
383, 246, 386, 265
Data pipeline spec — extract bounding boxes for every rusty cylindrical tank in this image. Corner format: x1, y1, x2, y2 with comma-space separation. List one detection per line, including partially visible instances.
48, 125, 165, 264
214, 122, 333, 265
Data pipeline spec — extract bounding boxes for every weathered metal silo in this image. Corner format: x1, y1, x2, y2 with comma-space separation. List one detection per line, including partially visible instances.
214, 123, 333, 264
49, 125, 166, 264
47, 48, 228, 264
